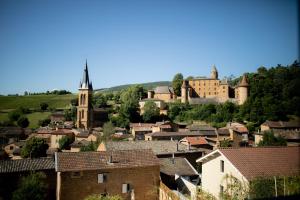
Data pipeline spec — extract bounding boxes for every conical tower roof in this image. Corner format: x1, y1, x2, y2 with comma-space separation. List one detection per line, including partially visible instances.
239, 74, 249, 87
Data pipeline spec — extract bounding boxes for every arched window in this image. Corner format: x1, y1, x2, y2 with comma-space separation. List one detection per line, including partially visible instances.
79, 111, 81, 120
83, 94, 86, 105
82, 110, 84, 119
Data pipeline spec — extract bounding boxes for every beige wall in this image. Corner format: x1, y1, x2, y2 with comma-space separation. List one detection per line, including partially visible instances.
154, 94, 173, 102
237, 87, 248, 105
200, 153, 248, 199
260, 125, 270, 132
50, 135, 65, 149
77, 89, 92, 129
58, 166, 160, 200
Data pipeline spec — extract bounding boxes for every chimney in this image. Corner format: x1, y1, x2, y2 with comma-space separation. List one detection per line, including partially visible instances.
172, 153, 175, 164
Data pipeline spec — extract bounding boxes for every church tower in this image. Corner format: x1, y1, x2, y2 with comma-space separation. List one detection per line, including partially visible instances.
77, 60, 93, 129
210, 65, 218, 79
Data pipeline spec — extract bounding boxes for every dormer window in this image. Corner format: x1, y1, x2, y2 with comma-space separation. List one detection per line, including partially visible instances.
220, 160, 224, 172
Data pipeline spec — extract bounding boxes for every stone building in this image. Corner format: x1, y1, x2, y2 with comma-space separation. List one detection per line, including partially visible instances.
147, 86, 176, 102
55, 149, 160, 200
181, 66, 249, 105
76, 61, 108, 130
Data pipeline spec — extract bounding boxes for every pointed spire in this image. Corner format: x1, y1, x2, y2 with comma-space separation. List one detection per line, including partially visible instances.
79, 60, 92, 90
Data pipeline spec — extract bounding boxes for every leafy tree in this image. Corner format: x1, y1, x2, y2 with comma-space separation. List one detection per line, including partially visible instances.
102, 122, 115, 141
84, 194, 123, 200
71, 97, 78, 106
8, 110, 21, 122
17, 116, 29, 128
21, 137, 49, 158
38, 118, 51, 127
17, 106, 30, 114
12, 172, 48, 200
172, 73, 183, 96
58, 136, 74, 150
80, 141, 97, 152
143, 101, 160, 122
219, 139, 232, 147
40, 102, 48, 111
93, 93, 107, 107
258, 131, 287, 146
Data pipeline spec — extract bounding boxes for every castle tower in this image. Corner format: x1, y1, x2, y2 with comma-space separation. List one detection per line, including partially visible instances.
77, 60, 93, 129
210, 65, 218, 79
237, 74, 249, 105
181, 80, 188, 103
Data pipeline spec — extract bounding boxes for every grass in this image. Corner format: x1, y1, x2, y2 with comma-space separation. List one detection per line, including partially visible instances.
26, 112, 51, 128
0, 94, 76, 110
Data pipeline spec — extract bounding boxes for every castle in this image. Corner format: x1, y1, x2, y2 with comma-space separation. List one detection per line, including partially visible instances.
181, 66, 249, 105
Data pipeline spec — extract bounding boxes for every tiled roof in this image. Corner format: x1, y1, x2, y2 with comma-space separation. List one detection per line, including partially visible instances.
70, 139, 90, 148
146, 131, 216, 137
0, 127, 24, 136
154, 86, 174, 94
130, 123, 155, 128
188, 125, 215, 131
238, 75, 249, 87
227, 122, 248, 133
181, 136, 208, 145
262, 120, 300, 129
51, 128, 74, 135
217, 128, 230, 135
220, 147, 300, 180
159, 157, 198, 176
0, 157, 55, 173
56, 149, 159, 172
102, 141, 205, 155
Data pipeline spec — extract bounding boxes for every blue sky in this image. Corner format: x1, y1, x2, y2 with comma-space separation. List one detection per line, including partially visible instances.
0, 0, 298, 95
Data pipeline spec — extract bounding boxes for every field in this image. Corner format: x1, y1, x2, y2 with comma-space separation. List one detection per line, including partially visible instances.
0, 94, 76, 110
0, 94, 76, 129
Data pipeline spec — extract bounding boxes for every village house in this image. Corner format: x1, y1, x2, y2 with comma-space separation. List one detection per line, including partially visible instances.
159, 157, 199, 200
97, 140, 209, 168
0, 127, 29, 149
196, 146, 300, 199
147, 86, 176, 103
55, 149, 160, 200
0, 157, 56, 200
180, 136, 213, 150
4, 140, 26, 159
50, 111, 65, 124
255, 120, 300, 146
130, 123, 154, 140
145, 130, 217, 141
70, 139, 90, 152
139, 98, 167, 115
225, 122, 249, 147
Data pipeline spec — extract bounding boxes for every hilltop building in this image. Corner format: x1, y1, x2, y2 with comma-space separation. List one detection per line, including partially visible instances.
181, 66, 249, 105
76, 61, 108, 130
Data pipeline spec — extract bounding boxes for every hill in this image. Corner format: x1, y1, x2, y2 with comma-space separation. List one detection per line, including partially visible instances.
0, 94, 76, 111
94, 81, 171, 93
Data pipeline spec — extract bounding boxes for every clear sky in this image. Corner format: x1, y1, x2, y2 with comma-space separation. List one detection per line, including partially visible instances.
0, 0, 298, 95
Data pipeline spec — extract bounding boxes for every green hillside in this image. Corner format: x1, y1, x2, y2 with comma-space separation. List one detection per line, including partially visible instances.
95, 81, 171, 93
0, 94, 76, 111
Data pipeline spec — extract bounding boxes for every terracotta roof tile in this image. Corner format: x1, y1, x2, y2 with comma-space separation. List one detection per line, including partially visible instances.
220, 147, 300, 180
182, 136, 208, 145
56, 149, 159, 172
0, 158, 55, 173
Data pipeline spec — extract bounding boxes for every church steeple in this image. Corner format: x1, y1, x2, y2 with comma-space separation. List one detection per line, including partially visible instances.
79, 60, 93, 90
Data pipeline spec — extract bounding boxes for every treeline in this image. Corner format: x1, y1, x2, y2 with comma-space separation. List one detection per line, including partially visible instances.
24, 90, 71, 96
169, 61, 300, 129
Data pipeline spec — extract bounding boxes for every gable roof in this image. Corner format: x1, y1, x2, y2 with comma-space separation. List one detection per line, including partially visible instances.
181, 136, 209, 146
159, 157, 198, 176
0, 157, 55, 173
198, 147, 300, 180
55, 149, 159, 172
262, 120, 300, 129
101, 141, 206, 155
154, 86, 174, 94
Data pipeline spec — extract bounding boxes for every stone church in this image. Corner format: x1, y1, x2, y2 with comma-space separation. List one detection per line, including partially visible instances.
76, 61, 108, 130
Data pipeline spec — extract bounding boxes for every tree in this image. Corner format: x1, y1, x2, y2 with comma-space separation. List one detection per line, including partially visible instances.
80, 141, 97, 152
258, 131, 287, 146
38, 118, 51, 127
172, 73, 183, 96
21, 137, 49, 158
143, 101, 160, 122
102, 122, 115, 141
58, 136, 74, 150
84, 194, 123, 200
40, 102, 48, 111
8, 110, 21, 122
12, 172, 48, 200
93, 93, 107, 107
17, 116, 29, 128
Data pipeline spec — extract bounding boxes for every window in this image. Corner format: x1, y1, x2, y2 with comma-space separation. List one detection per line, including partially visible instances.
71, 171, 82, 178
220, 160, 224, 172
220, 185, 224, 194
10, 146, 13, 150
82, 110, 84, 119
98, 173, 107, 183
122, 183, 130, 193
